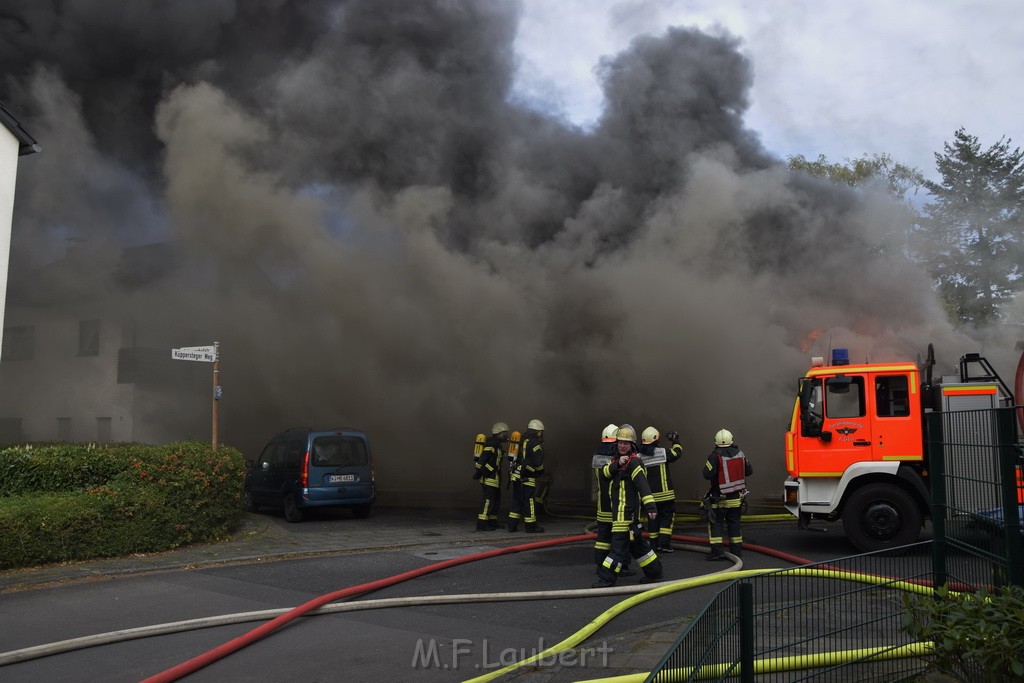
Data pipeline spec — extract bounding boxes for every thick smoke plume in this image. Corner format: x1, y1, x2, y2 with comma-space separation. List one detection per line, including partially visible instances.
2, 1, 1017, 504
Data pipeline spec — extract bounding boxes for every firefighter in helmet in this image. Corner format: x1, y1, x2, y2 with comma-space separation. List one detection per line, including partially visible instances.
475, 422, 509, 531
593, 425, 617, 560
640, 426, 682, 553
508, 419, 545, 533
592, 425, 664, 587
702, 428, 752, 560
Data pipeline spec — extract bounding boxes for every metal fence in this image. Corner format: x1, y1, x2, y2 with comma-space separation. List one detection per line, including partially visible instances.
647, 407, 1023, 682
927, 407, 1024, 589
646, 546, 935, 682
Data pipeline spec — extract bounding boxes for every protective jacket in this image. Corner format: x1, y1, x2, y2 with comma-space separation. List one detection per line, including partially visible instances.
703, 445, 752, 498
593, 441, 617, 523
641, 440, 682, 502
514, 430, 545, 486
601, 453, 657, 529
477, 434, 504, 489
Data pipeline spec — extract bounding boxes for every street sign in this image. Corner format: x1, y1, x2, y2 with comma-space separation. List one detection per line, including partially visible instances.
171, 345, 217, 362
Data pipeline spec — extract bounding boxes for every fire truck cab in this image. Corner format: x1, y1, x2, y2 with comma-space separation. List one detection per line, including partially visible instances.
783, 346, 1018, 552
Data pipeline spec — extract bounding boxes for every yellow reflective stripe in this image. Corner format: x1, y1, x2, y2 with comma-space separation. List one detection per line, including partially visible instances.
800, 471, 846, 477
882, 455, 924, 461
942, 385, 997, 395
806, 363, 916, 376
637, 551, 657, 567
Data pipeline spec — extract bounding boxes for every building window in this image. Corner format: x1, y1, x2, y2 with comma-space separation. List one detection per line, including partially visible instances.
2, 326, 35, 361
57, 417, 72, 442
78, 319, 101, 356
96, 417, 112, 443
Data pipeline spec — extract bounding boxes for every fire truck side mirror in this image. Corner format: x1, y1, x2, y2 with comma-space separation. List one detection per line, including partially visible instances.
819, 430, 833, 443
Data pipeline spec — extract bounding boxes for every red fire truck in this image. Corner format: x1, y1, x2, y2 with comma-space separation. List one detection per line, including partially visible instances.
783, 344, 1024, 552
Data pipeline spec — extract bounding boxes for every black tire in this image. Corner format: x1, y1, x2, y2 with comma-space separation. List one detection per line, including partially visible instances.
242, 490, 260, 513
842, 483, 922, 552
352, 504, 371, 519
283, 495, 304, 523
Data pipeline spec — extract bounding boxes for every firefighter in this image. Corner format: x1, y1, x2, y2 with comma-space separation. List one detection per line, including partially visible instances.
702, 428, 752, 560
592, 425, 664, 588
640, 426, 682, 553
508, 419, 545, 533
593, 424, 616, 563
474, 422, 508, 531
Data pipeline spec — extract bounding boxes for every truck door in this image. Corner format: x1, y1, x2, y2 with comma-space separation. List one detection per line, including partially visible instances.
797, 374, 873, 475
871, 373, 923, 461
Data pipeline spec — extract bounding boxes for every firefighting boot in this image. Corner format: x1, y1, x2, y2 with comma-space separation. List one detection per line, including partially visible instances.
507, 518, 519, 532
590, 578, 615, 588
706, 544, 726, 561
659, 538, 675, 553
524, 523, 545, 533
475, 520, 490, 532
730, 543, 742, 557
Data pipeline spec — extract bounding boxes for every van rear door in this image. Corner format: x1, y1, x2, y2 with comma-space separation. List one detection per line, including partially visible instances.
308, 433, 372, 499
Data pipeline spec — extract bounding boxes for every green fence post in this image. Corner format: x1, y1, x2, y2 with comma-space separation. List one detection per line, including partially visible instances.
739, 582, 754, 683
926, 411, 947, 589
996, 408, 1023, 586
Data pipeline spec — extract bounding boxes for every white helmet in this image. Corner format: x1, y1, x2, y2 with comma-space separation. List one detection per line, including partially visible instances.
491, 422, 510, 435
601, 423, 619, 442
528, 419, 545, 432
641, 426, 659, 445
715, 428, 734, 446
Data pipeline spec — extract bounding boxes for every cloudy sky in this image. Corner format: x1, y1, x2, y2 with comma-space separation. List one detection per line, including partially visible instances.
515, 0, 1024, 180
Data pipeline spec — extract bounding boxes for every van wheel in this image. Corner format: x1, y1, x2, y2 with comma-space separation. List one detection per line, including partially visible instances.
843, 483, 922, 552
243, 490, 260, 513
352, 504, 371, 519
283, 495, 304, 523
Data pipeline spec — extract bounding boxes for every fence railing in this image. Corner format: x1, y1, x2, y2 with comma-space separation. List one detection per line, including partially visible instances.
647, 545, 935, 682
926, 407, 1024, 588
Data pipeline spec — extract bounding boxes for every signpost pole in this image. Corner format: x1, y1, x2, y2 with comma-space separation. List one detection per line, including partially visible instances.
212, 341, 220, 451
170, 343, 220, 449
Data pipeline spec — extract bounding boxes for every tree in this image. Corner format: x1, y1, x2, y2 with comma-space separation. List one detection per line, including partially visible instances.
787, 152, 924, 204
911, 128, 1024, 326
787, 152, 925, 256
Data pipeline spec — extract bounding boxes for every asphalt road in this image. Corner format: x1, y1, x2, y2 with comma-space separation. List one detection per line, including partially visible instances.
0, 507, 905, 682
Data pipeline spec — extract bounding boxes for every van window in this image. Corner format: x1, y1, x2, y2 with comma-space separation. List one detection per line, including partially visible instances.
825, 376, 865, 418
875, 375, 911, 417
312, 435, 368, 467
258, 442, 286, 469
285, 440, 304, 469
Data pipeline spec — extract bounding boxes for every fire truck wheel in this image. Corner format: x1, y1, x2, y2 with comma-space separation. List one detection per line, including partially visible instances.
842, 483, 922, 552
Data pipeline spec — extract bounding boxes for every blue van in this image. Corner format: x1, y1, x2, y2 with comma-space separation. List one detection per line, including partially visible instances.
243, 427, 376, 522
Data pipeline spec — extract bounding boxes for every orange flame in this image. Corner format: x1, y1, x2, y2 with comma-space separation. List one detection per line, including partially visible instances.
800, 329, 824, 353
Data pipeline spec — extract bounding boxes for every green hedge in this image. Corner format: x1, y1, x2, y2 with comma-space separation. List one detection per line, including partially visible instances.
0, 442, 245, 569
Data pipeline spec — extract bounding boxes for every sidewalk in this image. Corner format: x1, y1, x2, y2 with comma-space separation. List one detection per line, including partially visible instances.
0, 505, 595, 592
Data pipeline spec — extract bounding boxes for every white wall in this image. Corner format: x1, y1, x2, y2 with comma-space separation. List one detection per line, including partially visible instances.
0, 310, 137, 442
0, 127, 18, 338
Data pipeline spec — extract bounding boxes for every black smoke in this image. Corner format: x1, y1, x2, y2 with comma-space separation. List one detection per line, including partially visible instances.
2, 1, 1005, 504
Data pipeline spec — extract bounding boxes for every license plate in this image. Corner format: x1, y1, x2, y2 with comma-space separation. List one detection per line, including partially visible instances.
328, 474, 355, 483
